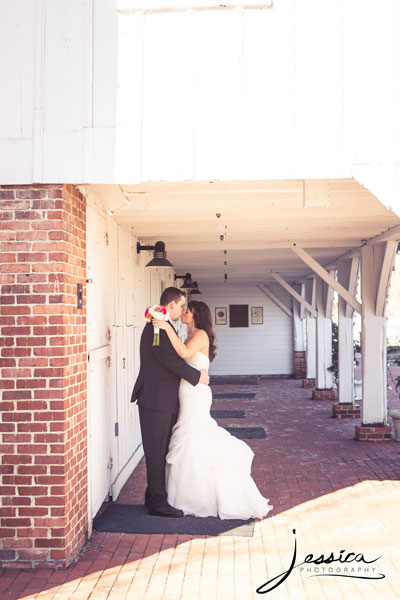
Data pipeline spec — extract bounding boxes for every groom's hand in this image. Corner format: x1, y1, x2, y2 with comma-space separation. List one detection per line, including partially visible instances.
199, 369, 209, 385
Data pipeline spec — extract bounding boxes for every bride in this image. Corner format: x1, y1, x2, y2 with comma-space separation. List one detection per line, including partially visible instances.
152, 300, 273, 520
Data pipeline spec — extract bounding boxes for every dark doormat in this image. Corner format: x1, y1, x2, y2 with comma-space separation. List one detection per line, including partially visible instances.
210, 378, 259, 385
93, 504, 255, 537
224, 427, 267, 439
213, 393, 256, 399
210, 409, 245, 418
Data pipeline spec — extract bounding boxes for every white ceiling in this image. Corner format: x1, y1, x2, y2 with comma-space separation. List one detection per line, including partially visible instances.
90, 179, 400, 286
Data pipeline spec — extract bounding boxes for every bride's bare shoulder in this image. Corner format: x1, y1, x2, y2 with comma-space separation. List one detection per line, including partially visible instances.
187, 328, 208, 346
195, 329, 208, 341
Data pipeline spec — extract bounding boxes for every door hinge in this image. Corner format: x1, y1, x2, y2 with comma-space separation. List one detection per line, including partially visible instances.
115, 422, 119, 437
108, 456, 113, 470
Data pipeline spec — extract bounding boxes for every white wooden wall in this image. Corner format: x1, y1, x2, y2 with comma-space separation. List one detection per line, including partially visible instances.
85, 188, 175, 519
199, 283, 293, 376
0, 0, 399, 216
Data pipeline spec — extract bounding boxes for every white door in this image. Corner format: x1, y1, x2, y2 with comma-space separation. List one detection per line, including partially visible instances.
86, 201, 115, 533
110, 227, 143, 499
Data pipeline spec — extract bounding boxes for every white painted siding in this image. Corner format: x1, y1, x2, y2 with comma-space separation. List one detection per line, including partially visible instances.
0, 1, 399, 215
197, 283, 293, 376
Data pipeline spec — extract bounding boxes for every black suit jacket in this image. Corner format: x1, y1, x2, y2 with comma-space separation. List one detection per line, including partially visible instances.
130, 321, 201, 413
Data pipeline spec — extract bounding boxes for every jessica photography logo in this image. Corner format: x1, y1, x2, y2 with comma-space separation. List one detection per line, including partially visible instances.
256, 529, 385, 595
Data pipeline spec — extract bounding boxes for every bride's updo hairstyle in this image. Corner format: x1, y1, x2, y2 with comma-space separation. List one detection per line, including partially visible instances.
188, 300, 217, 362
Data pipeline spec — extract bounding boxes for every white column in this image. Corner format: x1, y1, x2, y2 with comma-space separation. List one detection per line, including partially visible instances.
337, 258, 359, 404
304, 278, 316, 379
293, 283, 305, 352
360, 245, 390, 425
315, 276, 333, 389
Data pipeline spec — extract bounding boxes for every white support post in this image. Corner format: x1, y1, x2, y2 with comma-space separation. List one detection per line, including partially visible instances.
292, 283, 307, 379
304, 277, 316, 380
375, 240, 397, 317
292, 283, 306, 352
360, 245, 389, 425
315, 276, 333, 389
337, 258, 359, 404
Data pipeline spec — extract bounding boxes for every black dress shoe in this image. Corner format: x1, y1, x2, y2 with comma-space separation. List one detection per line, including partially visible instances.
147, 503, 184, 518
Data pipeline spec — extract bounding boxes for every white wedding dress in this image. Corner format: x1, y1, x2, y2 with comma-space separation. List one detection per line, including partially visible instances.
165, 351, 273, 520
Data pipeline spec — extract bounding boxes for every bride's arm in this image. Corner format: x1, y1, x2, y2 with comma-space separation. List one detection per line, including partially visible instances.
152, 320, 207, 359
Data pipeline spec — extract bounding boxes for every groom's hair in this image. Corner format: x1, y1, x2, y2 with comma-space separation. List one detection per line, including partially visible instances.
160, 287, 186, 307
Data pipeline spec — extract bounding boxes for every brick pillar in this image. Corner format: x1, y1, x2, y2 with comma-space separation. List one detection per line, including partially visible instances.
293, 351, 307, 379
0, 184, 87, 569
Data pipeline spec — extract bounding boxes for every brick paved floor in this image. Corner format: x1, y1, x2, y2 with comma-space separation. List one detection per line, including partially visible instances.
1, 369, 400, 600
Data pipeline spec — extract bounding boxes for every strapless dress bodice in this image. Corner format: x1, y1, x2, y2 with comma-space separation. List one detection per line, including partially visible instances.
178, 351, 211, 415
185, 350, 210, 370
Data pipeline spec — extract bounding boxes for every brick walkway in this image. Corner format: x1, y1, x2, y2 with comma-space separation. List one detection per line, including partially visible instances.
1, 371, 400, 600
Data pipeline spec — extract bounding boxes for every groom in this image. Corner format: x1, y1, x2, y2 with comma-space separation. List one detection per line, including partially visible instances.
131, 287, 209, 517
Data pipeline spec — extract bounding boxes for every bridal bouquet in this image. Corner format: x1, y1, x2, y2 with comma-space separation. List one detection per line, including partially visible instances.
145, 304, 168, 346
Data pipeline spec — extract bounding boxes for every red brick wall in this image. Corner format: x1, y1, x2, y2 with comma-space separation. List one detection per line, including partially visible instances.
0, 184, 87, 569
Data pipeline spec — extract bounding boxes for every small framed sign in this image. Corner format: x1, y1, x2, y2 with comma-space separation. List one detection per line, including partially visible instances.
215, 307, 227, 325
251, 306, 263, 324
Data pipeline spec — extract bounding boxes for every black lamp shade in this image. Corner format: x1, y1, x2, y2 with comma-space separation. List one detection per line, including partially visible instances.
145, 241, 174, 268
180, 273, 194, 288
190, 281, 202, 294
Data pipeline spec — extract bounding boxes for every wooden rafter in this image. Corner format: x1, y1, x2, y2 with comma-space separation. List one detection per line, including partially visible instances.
257, 284, 293, 318
291, 244, 362, 314
269, 273, 317, 317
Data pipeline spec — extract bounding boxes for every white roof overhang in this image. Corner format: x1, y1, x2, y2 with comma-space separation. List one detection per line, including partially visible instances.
85, 178, 400, 286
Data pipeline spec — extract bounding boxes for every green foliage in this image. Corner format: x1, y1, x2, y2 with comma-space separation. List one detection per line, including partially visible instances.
328, 322, 359, 383
327, 322, 339, 381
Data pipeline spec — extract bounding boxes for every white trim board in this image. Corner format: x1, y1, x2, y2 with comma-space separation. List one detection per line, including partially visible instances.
117, 0, 273, 12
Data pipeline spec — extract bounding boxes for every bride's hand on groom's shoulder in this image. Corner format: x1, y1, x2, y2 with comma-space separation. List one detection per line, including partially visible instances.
152, 318, 168, 330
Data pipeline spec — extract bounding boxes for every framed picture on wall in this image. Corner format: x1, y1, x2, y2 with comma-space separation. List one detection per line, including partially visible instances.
251, 306, 263, 324
215, 307, 227, 325
229, 305, 249, 327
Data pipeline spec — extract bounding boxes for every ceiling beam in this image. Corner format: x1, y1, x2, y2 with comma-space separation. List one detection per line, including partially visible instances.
139, 240, 364, 252
291, 244, 362, 314
365, 225, 400, 245
321, 247, 360, 270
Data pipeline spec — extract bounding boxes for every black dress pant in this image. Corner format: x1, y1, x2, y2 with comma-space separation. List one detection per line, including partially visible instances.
138, 406, 178, 509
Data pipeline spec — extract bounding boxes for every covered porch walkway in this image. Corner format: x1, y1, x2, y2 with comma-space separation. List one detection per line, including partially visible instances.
2, 372, 400, 600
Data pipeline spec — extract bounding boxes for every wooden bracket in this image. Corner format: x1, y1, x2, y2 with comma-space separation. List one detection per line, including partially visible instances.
291, 244, 362, 314
257, 284, 293, 318
269, 273, 317, 317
